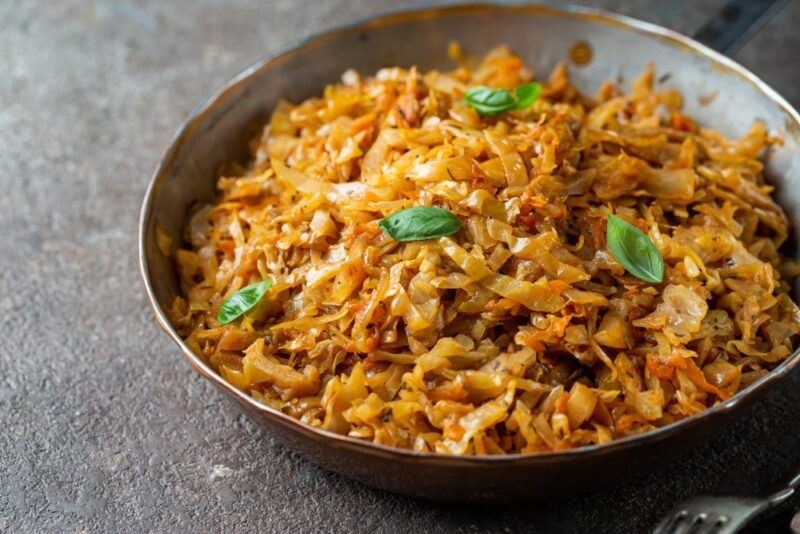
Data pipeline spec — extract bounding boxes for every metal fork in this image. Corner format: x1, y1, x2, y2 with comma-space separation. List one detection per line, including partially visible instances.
653, 463, 800, 534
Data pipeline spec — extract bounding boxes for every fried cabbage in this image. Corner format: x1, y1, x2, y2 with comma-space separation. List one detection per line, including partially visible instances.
171, 46, 799, 455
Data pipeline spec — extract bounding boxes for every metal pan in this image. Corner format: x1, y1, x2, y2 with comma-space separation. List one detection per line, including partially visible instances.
139, 3, 800, 502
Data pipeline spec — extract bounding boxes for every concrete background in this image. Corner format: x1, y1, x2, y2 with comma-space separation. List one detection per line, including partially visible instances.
1, 1, 799, 532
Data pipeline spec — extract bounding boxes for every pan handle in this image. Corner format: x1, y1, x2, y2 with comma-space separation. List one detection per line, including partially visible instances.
692, 0, 789, 56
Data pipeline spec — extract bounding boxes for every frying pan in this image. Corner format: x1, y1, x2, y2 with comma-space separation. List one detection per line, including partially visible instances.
139, 2, 800, 502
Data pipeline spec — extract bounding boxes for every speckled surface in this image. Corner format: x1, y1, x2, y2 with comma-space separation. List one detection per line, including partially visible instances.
1, 1, 799, 532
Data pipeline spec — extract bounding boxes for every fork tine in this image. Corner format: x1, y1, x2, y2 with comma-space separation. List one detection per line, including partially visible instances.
687, 512, 710, 534
692, 513, 723, 534
670, 518, 695, 534
674, 511, 713, 534
654, 509, 689, 534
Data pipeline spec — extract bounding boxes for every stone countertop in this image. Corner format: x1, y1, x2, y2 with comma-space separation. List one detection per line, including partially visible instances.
1, 1, 798, 532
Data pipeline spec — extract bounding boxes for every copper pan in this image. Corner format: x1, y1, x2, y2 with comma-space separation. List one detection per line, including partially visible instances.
139, 3, 800, 502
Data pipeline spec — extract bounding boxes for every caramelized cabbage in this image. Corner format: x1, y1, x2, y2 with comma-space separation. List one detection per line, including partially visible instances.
171, 46, 799, 455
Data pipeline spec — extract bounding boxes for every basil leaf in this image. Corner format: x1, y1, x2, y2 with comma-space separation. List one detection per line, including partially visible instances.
513, 82, 542, 109
217, 279, 274, 325
464, 86, 516, 116
606, 214, 664, 283
464, 82, 542, 116
378, 206, 462, 242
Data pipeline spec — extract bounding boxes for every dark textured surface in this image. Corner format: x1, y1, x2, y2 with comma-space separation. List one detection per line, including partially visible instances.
1, 1, 798, 532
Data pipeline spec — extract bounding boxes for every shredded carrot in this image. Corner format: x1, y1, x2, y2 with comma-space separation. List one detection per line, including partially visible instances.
554, 393, 570, 414
615, 413, 646, 433
646, 354, 675, 380
668, 354, 730, 400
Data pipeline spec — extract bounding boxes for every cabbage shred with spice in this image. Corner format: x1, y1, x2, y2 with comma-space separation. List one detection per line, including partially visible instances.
171, 46, 800, 455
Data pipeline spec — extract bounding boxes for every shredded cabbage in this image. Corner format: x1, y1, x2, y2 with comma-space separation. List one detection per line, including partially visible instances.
171, 46, 800, 455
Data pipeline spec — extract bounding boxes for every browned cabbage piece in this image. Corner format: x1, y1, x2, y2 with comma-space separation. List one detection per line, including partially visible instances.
171, 46, 800, 455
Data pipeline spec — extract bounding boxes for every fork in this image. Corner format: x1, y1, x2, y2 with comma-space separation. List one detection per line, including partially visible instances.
653, 463, 800, 534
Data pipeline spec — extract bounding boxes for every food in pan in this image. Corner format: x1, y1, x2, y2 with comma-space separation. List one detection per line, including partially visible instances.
170, 46, 799, 455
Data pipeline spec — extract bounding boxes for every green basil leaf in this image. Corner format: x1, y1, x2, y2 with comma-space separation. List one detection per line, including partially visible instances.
217, 279, 274, 325
464, 82, 542, 116
513, 82, 542, 109
464, 86, 516, 116
606, 214, 664, 283
378, 206, 462, 242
